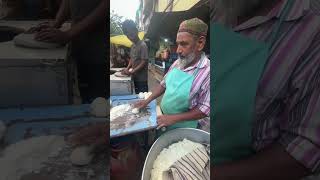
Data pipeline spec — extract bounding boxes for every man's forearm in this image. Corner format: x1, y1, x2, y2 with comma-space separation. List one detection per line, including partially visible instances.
67, 0, 106, 39
146, 85, 166, 104
127, 59, 132, 69
212, 143, 309, 180
54, 0, 70, 28
171, 108, 206, 123
132, 60, 147, 74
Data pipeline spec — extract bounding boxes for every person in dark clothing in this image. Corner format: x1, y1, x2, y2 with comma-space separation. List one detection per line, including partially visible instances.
31, 0, 107, 103
121, 20, 149, 94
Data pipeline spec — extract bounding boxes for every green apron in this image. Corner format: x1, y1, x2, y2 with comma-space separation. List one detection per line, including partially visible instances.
160, 58, 204, 132
211, 0, 295, 164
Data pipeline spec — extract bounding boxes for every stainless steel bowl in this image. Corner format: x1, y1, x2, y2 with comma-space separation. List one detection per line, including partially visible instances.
141, 128, 210, 180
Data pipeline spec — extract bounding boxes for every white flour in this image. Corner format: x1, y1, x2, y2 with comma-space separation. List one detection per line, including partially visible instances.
0, 135, 65, 180
151, 139, 204, 180
110, 104, 131, 121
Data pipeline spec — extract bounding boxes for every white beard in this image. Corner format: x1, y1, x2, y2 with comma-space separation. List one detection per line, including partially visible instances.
177, 52, 196, 69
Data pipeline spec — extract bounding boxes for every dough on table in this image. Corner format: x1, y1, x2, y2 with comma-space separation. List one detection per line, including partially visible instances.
132, 108, 139, 114
138, 92, 145, 99
114, 71, 129, 77
90, 97, 109, 117
70, 146, 94, 166
13, 33, 63, 49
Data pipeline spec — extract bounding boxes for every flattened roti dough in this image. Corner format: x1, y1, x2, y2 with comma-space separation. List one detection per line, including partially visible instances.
13, 33, 63, 49
70, 145, 94, 166
114, 71, 129, 77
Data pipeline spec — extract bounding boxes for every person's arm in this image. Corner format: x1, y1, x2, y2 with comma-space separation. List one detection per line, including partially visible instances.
35, 0, 106, 42
131, 60, 146, 74
157, 108, 206, 128
135, 84, 166, 108
157, 72, 210, 128
212, 143, 309, 180
52, 0, 70, 28
130, 43, 149, 74
67, 0, 106, 39
126, 58, 132, 69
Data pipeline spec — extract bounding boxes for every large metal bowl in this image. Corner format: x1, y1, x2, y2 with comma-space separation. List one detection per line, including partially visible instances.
141, 128, 210, 180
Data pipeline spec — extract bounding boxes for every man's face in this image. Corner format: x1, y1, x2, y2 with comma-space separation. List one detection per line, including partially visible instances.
176, 32, 205, 67
124, 29, 138, 43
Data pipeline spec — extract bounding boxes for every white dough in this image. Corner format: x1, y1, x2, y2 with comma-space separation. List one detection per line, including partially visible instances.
144, 92, 152, 100
70, 145, 94, 166
129, 68, 133, 72
138, 92, 145, 99
132, 108, 139, 114
114, 71, 129, 77
151, 139, 204, 180
90, 97, 108, 117
110, 104, 131, 121
0, 135, 65, 180
13, 33, 63, 49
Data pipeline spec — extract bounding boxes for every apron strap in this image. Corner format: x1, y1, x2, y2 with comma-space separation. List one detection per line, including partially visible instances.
269, 0, 296, 48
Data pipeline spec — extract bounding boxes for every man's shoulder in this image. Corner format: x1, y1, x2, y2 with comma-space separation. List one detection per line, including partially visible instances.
138, 40, 148, 48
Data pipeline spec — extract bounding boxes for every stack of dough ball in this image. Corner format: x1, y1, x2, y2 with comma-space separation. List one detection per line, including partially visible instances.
138, 92, 152, 99
70, 145, 94, 166
90, 97, 109, 117
138, 92, 145, 99
0, 121, 6, 141
132, 108, 139, 114
144, 92, 152, 99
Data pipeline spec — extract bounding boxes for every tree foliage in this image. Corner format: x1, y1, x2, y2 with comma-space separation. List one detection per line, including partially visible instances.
110, 10, 123, 36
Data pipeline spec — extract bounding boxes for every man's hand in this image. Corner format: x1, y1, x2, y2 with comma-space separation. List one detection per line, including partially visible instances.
68, 123, 107, 147
26, 21, 57, 34
157, 115, 177, 128
134, 100, 149, 109
35, 28, 72, 44
121, 68, 131, 76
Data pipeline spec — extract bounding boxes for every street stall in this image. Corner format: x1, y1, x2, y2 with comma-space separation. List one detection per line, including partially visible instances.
0, 20, 70, 107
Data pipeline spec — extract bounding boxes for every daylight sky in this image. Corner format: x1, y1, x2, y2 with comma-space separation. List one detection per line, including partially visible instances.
110, 0, 140, 21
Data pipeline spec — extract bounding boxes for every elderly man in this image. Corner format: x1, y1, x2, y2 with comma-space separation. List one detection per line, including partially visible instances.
136, 18, 210, 132
211, 0, 320, 179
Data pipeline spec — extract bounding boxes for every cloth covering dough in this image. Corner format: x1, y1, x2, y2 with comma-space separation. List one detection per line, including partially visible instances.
13, 33, 63, 49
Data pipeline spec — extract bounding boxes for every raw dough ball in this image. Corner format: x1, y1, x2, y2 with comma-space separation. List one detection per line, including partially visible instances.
129, 68, 133, 72
70, 146, 94, 166
144, 92, 152, 100
138, 92, 144, 99
0, 121, 6, 140
13, 33, 63, 49
132, 108, 139, 114
90, 97, 108, 117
